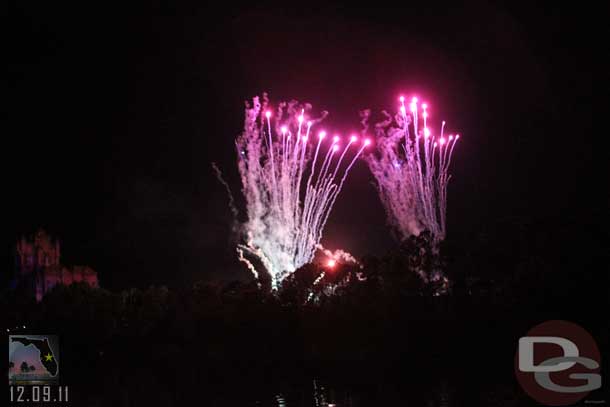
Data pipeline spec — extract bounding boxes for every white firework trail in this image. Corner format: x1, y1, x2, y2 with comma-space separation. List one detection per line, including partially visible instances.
236, 94, 370, 289
363, 96, 460, 243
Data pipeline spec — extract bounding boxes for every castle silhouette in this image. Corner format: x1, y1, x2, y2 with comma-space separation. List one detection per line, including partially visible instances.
13, 229, 99, 301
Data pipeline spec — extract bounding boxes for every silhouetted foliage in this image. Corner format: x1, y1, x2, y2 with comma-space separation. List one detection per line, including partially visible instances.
2, 217, 606, 406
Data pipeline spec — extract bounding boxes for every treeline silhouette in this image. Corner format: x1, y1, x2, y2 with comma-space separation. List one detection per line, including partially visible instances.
1, 216, 607, 406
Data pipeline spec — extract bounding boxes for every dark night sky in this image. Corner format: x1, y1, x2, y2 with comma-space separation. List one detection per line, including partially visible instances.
4, 2, 597, 290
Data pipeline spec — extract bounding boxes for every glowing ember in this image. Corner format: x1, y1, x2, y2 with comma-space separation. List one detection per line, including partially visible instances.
326, 259, 336, 268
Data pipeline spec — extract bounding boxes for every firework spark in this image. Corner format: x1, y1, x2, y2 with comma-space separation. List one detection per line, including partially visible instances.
362, 96, 460, 243
236, 94, 369, 288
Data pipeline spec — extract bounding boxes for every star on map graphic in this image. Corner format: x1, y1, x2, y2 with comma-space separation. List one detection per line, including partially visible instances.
9, 335, 60, 384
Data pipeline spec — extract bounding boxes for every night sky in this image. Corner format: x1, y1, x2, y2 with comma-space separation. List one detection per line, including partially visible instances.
4, 2, 595, 290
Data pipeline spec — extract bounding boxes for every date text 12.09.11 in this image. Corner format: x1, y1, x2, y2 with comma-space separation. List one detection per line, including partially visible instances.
9, 386, 69, 403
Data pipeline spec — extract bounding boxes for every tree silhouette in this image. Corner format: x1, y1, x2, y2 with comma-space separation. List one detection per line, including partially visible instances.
20, 361, 28, 373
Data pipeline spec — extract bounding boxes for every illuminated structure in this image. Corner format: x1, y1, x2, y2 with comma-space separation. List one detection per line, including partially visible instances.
13, 229, 99, 301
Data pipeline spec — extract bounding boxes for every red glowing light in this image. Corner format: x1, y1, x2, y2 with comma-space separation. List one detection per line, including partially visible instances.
422, 103, 427, 109
439, 138, 446, 145
350, 135, 358, 143
327, 259, 336, 268
281, 126, 287, 134
298, 115, 304, 123
333, 145, 340, 152
364, 139, 371, 146
319, 131, 326, 139
400, 106, 406, 115
399, 96, 405, 103
333, 135, 340, 143
265, 111, 271, 119
412, 97, 418, 103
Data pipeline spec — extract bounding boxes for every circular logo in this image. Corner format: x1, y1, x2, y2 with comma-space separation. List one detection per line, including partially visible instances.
515, 320, 601, 406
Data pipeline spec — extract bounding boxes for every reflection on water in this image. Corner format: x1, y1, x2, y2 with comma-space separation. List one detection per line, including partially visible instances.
255, 378, 455, 407
245, 376, 519, 407
312, 379, 327, 407
275, 394, 287, 407
73, 363, 520, 406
